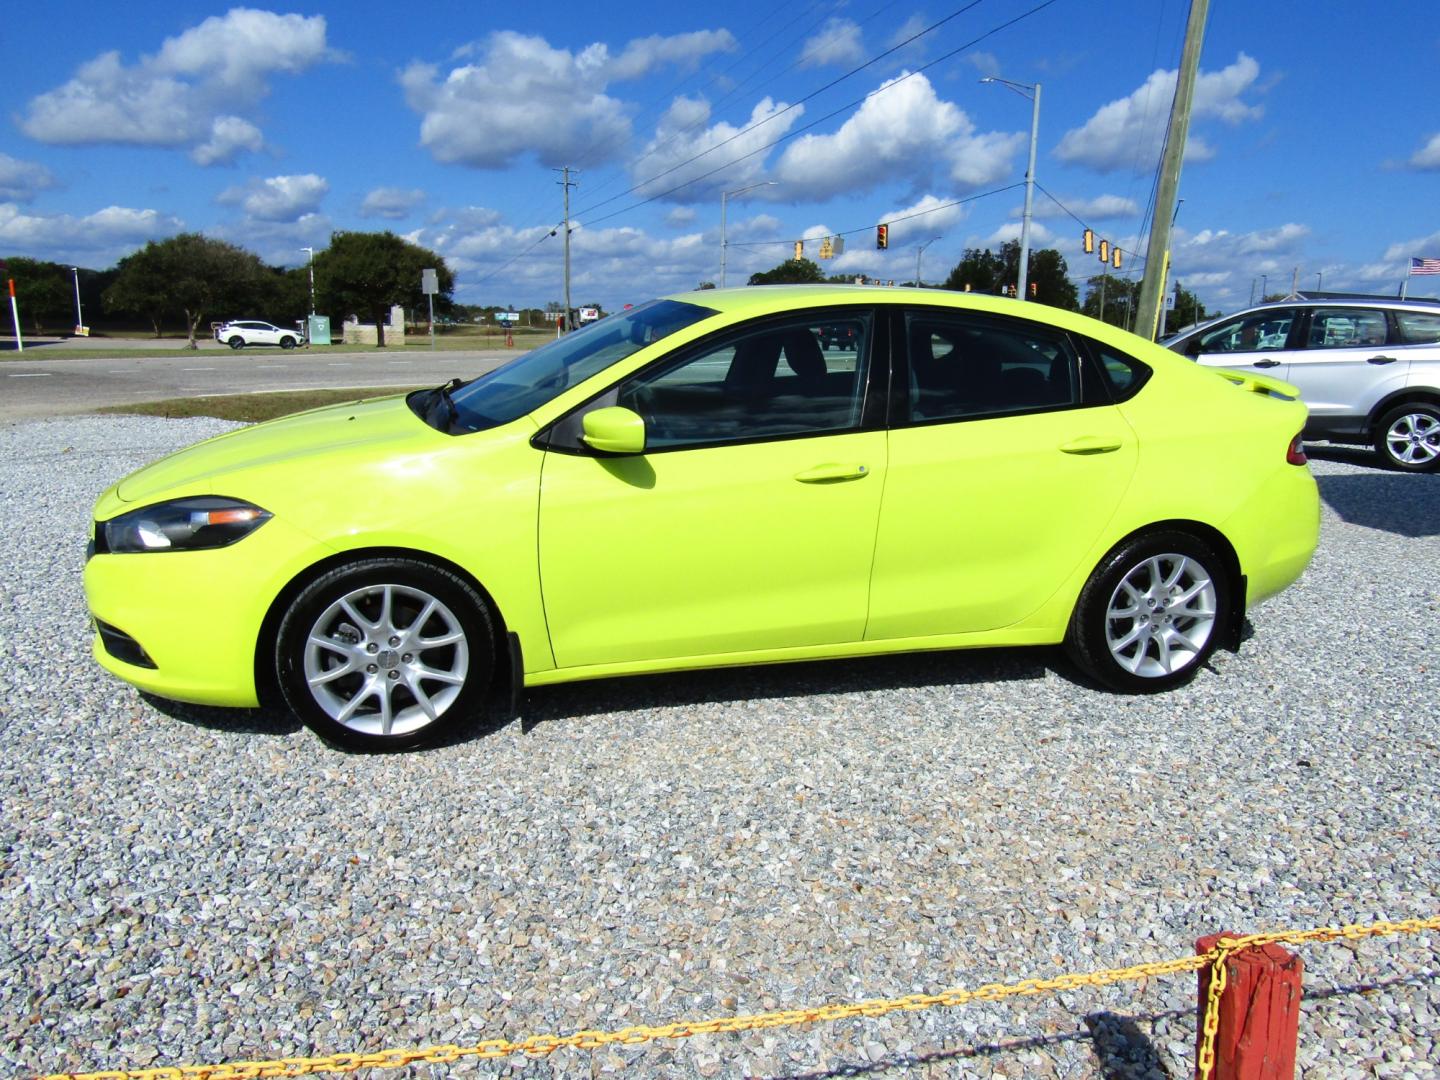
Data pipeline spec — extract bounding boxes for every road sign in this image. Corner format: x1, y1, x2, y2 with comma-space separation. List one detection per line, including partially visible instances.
421, 268, 439, 295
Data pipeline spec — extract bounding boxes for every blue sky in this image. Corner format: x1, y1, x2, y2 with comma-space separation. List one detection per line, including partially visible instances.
2, 1, 1437, 314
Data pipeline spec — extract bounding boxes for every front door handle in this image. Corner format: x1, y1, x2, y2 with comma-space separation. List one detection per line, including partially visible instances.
795, 463, 869, 483
1252, 359, 1281, 369
1367, 355, 1398, 365
1059, 436, 1123, 455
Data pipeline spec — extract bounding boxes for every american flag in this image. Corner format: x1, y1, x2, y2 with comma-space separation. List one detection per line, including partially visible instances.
1410, 257, 1440, 275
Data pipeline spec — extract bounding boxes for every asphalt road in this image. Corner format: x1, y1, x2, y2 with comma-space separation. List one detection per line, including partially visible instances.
0, 347, 516, 421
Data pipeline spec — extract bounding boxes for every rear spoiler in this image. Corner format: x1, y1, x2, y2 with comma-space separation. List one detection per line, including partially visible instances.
1213, 368, 1300, 399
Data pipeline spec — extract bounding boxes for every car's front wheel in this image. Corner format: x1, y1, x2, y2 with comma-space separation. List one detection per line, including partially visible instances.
1065, 531, 1230, 693
280, 336, 297, 349
1374, 402, 1440, 472
275, 558, 495, 751
228, 336, 245, 349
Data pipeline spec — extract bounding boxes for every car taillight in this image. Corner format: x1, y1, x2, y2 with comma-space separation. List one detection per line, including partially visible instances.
1286, 433, 1307, 465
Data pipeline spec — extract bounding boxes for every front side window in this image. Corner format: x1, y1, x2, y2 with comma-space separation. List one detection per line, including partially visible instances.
1306, 308, 1389, 348
439, 298, 717, 433
1396, 310, 1440, 345
904, 313, 1080, 423
1194, 310, 1297, 354
612, 315, 871, 450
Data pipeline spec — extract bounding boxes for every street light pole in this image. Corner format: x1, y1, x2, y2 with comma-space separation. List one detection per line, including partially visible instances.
720, 181, 777, 288
915, 236, 942, 287
981, 77, 1041, 300
71, 267, 84, 333
300, 247, 315, 314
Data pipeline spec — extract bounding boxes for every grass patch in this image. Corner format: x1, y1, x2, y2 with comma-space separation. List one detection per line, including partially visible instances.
96, 387, 415, 424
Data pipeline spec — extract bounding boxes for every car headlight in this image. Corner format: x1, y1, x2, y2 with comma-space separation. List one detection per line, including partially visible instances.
99, 497, 272, 554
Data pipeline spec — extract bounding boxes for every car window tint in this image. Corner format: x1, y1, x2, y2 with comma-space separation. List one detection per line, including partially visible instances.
1306, 308, 1388, 348
616, 316, 869, 450
1396, 311, 1440, 345
904, 314, 1080, 422
1195, 310, 1295, 353
1092, 343, 1151, 401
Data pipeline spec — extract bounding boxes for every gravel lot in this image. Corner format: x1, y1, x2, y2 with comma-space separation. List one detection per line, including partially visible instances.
1, 415, 1436, 1079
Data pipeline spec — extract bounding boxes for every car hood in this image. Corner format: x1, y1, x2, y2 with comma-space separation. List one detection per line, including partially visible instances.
110, 394, 436, 508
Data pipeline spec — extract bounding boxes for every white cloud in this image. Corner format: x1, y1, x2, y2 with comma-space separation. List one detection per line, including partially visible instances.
1408, 133, 1440, 170
776, 72, 1023, 198
361, 187, 426, 220
881, 194, 970, 245
20, 10, 335, 163
401, 29, 735, 170
631, 95, 801, 201
191, 116, 265, 166
1055, 54, 1264, 172
801, 19, 864, 67
219, 174, 329, 222
1031, 194, 1139, 221
1383, 230, 1440, 263
0, 154, 58, 203
0, 202, 183, 264
986, 219, 1056, 246
666, 206, 698, 227
210, 213, 331, 266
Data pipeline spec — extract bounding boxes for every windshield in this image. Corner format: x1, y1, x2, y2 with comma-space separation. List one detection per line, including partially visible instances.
437, 299, 718, 433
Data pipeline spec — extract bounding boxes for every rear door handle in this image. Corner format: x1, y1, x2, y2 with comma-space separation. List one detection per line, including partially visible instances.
1059, 436, 1123, 455
1367, 355, 1398, 365
1252, 359, 1281, 369
795, 463, 869, 483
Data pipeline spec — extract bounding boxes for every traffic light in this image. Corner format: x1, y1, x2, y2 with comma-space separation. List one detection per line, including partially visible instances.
1082, 228, 1094, 254
1029, 281, 1038, 297
1098, 239, 1109, 264
794, 240, 803, 260
876, 224, 889, 249
1111, 246, 1122, 270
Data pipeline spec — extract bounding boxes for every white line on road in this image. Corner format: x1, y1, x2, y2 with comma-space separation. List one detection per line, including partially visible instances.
386, 361, 412, 365
327, 363, 352, 367
182, 367, 216, 372
7, 373, 52, 378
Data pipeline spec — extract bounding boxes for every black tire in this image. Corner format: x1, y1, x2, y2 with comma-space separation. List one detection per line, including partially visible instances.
1064, 530, 1231, 693
1373, 402, 1440, 473
228, 336, 245, 349
280, 336, 297, 349
275, 557, 495, 751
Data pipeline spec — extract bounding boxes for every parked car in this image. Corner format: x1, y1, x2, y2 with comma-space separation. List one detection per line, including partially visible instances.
818, 322, 857, 350
1164, 298, 1440, 471
86, 286, 1318, 750
216, 320, 302, 350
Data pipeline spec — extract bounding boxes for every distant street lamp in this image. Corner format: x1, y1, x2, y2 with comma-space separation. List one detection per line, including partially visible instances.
981, 76, 1041, 300
915, 236, 942, 287
720, 181, 777, 288
70, 267, 84, 334
300, 247, 316, 314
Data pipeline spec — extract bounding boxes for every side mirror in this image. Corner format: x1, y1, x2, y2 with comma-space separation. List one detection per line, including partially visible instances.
581, 406, 646, 455
1184, 336, 1202, 357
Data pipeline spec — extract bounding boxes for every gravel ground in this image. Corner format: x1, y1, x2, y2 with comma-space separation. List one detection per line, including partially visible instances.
1, 415, 1436, 1080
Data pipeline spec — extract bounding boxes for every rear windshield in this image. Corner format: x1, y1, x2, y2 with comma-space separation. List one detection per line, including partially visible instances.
444, 299, 717, 432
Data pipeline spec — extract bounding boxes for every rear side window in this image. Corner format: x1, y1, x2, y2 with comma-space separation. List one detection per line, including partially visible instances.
1195, 310, 1297, 353
903, 313, 1080, 423
1396, 311, 1440, 345
1089, 342, 1152, 402
1306, 308, 1388, 348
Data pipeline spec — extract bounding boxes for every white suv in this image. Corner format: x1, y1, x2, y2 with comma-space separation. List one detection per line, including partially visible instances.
215, 320, 302, 350
1166, 299, 1440, 472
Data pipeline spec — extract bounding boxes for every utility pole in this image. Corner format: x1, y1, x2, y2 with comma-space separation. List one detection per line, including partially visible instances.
556, 168, 577, 332
981, 77, 1041, 300
915, 236, 941, 287
1134, 0, 1209, 340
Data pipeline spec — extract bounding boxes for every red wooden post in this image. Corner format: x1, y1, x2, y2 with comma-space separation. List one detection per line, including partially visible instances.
1195, 932, 1304, 1079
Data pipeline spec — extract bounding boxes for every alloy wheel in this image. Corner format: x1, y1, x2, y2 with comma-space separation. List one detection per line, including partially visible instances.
1384, 411, 1440, 467
1104, 553, 1217, 678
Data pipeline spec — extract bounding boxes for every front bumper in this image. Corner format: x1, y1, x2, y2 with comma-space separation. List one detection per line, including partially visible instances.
84, 515, 327, 707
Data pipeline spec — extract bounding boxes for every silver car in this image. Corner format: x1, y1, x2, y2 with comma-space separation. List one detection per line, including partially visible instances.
1166, 299, 1440, 471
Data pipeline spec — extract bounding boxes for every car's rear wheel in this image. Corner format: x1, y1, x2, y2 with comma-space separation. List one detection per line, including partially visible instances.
1065, 530, 1230, 693
275, 558, 494, 751
228, 336, 244, 349
280, 336, 297, 349
1374, 402, 1440, 472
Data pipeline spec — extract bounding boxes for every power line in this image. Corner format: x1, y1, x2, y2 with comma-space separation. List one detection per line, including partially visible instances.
571, 0, 995, 221
577, 0, 1064, 229
1033, 182, 1146, 267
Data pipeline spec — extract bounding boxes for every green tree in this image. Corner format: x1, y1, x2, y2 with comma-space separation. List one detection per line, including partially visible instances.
2, 257, 73, 333
941, 241, 1078, 309
748, 257, 824, 285
1080, 274, 1140, 330
316, 231, 452, 347
105, 234, 271, 346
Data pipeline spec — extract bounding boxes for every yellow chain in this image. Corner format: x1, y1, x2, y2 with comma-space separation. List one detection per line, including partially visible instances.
37, 915, 1439, 1080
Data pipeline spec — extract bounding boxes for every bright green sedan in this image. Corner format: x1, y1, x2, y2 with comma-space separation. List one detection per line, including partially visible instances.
85, 286, 1319, 750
